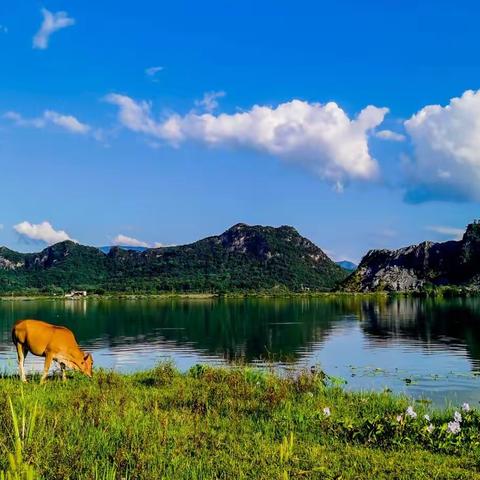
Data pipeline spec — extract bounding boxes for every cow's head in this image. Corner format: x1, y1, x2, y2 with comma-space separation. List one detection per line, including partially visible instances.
80, 352, 93, 378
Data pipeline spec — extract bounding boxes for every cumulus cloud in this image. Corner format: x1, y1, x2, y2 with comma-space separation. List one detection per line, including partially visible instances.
426, 225, 465, 240
375, 129, 405, 142
33, 8, 75, 50
113, 234, 149, 248
4, 110, 90, 134
14, 221, 76, 245
113, 234, 166, 248
194, 91, 226, 112
404, 89, 480, 202
103, 94, 164, 137
105, 94, 388, 188
43, 111, 90, 133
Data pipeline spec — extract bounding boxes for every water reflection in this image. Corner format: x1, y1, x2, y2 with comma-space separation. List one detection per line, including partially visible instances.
359, 297, 480, 370
1, 296, 480, 405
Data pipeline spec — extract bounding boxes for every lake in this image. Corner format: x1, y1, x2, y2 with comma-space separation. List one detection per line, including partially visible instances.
2, 296, 480, 407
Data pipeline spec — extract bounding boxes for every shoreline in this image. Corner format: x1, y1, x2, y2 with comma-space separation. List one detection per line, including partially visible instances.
0, 291, 392, 301
1, 289, 478, 301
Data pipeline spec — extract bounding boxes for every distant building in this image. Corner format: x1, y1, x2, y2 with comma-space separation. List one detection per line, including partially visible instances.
65, 290, 87, 298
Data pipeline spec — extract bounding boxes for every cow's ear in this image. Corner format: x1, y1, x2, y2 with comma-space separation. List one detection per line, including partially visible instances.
84, 353, 89, 361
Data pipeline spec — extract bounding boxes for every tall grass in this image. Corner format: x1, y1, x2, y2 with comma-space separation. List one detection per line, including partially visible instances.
0, 393, 38, 480
0, 365, 479, 479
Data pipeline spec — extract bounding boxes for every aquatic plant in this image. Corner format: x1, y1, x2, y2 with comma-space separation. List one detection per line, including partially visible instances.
447, 421, 461, 434
406, 405, 417, 419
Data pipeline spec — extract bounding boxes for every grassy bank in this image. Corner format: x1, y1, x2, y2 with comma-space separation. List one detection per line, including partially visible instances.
1, 365, 480, 479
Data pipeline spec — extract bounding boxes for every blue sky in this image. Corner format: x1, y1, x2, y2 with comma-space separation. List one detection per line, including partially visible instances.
1, 0, 480, 262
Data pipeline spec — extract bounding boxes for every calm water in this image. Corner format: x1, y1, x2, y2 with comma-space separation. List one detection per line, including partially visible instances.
2, 296, 480, 406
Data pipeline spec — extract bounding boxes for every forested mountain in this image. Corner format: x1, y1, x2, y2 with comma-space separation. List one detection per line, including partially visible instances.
0, 224, 348, 294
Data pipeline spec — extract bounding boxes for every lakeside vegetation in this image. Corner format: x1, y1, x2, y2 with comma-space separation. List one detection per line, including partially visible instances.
0, 285, 478, 301
0, 290, 390, 301
1, 365, 480, 479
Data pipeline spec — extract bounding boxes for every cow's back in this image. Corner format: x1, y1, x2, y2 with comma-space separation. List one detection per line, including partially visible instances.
12, 319, 76, 357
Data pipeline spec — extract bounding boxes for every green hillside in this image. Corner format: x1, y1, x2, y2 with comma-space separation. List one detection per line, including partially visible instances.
0, 224, 348, 294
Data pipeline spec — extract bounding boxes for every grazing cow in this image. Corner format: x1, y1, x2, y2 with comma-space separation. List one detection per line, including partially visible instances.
12, 319, 93, 383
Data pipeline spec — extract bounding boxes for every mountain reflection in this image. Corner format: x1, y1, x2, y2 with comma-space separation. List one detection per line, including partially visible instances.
0, 297, 350, 362
1, 296, 480, 369
359, 297, 480, 369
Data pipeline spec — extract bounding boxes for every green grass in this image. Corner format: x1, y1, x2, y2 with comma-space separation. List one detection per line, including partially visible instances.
1, 364, 480, 479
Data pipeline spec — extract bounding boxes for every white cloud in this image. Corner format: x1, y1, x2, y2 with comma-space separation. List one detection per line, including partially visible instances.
14, 221, 76, 245
145, 66, 164, 80
426, 225, 464, 240
113, 234, 149, 248
153, 242, 168, 248
43, 111, 90, 133
4, 110, 90, 134
103, 94, 164, 137
112, 235, 170, 248
404, 89, 480, 202
375, 129, 406, 142
194, 91, 226, 112
4, 111, 45, 128
105, 94, 388, 188
33, 8, 75, 50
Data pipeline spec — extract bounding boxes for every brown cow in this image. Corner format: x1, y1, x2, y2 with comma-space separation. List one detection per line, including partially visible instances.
12, 319, 93, 383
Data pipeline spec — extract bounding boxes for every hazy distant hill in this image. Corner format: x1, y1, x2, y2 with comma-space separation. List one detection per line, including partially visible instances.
336, 261, 357, 271
0, 224, 348, 294
342, 222, 480, 292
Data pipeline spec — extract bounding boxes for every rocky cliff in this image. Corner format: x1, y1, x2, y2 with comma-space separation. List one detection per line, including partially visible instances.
341, 222, 480, 292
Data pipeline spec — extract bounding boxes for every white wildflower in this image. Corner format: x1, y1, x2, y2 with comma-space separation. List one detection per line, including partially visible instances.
424, 414, 430, 422
427, 424, 434, 434
406, 406, 417, 419
454, 411, 462, 423
447, 420, 461, 434
396, 415, 403, 422
323, 407, 331, 417
462, 402, 471, 412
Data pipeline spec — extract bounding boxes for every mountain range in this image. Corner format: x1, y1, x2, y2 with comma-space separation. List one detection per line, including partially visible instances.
0, 223, 349, 294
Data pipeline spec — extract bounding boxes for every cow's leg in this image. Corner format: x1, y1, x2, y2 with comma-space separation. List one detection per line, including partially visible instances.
60, 362, 67, 382
15, 343, 28, 383
40, 353, 53, 384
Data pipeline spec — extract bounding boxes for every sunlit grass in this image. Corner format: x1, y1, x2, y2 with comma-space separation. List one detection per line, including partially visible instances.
0, 364, 479, 479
